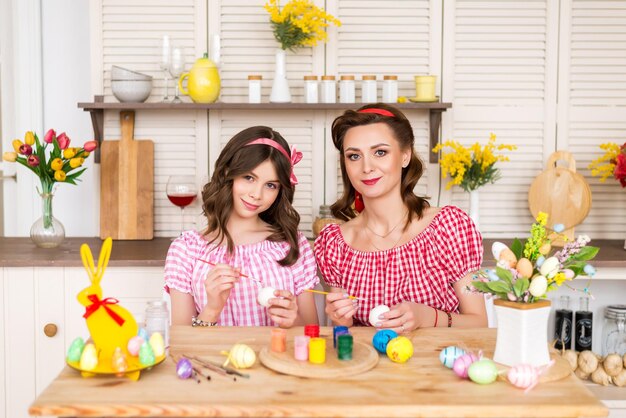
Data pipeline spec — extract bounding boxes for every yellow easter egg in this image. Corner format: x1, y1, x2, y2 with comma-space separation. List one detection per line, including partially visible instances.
80, 343, 98, 371
539, 243, 551, 255
515, 258, 534, 278
149, 332, 165, 357
386, 336, 413, 364
498, 248, 518, 269
229, 344, 256, 369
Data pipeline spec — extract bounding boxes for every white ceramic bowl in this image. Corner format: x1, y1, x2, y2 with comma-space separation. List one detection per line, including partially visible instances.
111, 65, 152, 81
111, 79, 152, 103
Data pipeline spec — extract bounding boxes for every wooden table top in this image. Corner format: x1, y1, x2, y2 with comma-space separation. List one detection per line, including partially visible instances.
30, 327, 608, 418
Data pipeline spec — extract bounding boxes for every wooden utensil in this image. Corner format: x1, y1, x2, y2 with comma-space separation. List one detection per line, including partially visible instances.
100, 111, 154, 239
528, 151, 591, 243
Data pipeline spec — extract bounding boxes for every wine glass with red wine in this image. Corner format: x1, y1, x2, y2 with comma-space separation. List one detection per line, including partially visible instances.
166, 175, 198, 237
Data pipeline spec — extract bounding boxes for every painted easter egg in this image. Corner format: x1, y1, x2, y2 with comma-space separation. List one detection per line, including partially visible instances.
66, 337, 85, 362
127, 335, 144, 356
584, 264, 596, 276
498, 248, 517, 269
491, 242, 508, 260
386, 336, 413, 363
508, 364, 540, 389
226, 344, 256, 368
539, 257, 560, 278
529, 275, 548, 297
553, 223, 565, 233
372, 329, 398, 353
149, 332, 165, 357
562, 269, 575, 280
539, 243, 552, 255
111, 347, 128, 374
439, 346, 465, 368
453, 352, 480, 378
177, 358, 194, 379
468, 359, 498, 384
80, 343, 98, 371
137, 327, 149, 341
535, 255, 546, 268
138, 341, 155, 366
257, 286, 277, 308
369, 304, 390, 326
516, 258, 534, 279
485, 269, 500, 282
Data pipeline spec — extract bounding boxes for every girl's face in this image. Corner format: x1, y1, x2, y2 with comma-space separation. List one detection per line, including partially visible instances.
231, 159, 281, 220
343, 123, 410, 200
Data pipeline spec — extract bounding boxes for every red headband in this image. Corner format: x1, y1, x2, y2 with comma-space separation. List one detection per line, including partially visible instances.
358, 108, 395, 117
244, 138, 303, 185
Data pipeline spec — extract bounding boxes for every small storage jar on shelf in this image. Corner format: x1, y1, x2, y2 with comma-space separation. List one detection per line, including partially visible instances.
339, 75, 356, 103
382, 75, 398, 103
361, 75, 377, 103
320, 75, 337, 104
248, 75, 262, 104
304, 75, 319, 104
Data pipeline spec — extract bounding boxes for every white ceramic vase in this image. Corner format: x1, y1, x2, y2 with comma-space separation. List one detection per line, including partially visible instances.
270, 48, 291, 103
493, 299, 551, 367
468, 190, 479, 229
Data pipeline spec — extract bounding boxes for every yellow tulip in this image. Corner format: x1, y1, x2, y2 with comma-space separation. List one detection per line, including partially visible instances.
2, 152, 17, 162
24, 131, 35, 145
69, 157, 84, 168
63, 148, 76, 159
12, 139, 23, 153
51, 158, 64, 171
82, 151, 90, 158
54, 170, 66, 182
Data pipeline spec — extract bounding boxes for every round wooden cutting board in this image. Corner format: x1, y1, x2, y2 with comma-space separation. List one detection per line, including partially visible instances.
259, 340, 379, 379
528, 151, 591, 230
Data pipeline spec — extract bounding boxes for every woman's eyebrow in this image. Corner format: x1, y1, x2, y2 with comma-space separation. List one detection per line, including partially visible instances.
345, 143, 390, 152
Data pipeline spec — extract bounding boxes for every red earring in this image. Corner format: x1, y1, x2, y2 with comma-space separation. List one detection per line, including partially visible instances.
354, 191, 364, 213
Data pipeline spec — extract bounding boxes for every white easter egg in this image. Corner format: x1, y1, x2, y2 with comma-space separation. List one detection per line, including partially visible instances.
491, 242, 509, 260
539, 257, 560, 278
257, 286, 277, 307
529, 275, 548, 297
369, 304, 390, 326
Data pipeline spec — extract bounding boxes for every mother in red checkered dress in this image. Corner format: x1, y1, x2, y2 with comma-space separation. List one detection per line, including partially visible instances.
314, 103, 488, 333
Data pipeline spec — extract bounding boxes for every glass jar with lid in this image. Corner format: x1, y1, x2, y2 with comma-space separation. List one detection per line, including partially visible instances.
382, 75, 398, 103
320, 75, 337, 103
361, 75, 377, 103
145, 300, 170, 347
602, 304, 626, 356
339, 75, 355, 103
303, 75, 318, 103
248, 75, 262, 104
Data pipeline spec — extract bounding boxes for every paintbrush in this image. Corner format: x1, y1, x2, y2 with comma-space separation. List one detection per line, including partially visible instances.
196, 259, 262, 283
304, 288, 362, 300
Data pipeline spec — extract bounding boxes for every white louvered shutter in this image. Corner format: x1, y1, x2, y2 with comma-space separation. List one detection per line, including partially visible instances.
442, 0, 559, 238
557, 0, 626, 238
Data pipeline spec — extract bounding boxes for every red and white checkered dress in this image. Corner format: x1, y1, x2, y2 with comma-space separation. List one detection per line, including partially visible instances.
314, 206, 482, 326
165, 230, 319, 326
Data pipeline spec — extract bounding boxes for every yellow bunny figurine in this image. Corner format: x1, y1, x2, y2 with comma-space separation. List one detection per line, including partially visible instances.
77, 238, 138, 363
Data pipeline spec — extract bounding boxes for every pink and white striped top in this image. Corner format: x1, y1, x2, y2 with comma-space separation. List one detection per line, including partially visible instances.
165, 230, 319, 326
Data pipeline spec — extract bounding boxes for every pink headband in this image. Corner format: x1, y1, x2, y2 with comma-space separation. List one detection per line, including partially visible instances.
358, 108, 395, 117
244, 138, 303, 185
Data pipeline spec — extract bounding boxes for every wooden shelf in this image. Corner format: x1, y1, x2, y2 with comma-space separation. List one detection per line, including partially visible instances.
78, 96, 451, 163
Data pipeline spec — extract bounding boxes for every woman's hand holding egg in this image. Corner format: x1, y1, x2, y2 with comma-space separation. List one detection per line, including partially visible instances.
376, 302, 425, 333
325, 291, 357, 327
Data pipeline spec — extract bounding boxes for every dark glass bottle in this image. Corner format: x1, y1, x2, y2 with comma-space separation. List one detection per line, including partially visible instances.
555, 295, 573, 350
575, 296, 593, 351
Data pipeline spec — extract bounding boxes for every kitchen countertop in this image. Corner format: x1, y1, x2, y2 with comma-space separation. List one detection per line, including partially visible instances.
0, 237, 624, 268
29, 327, 608, 418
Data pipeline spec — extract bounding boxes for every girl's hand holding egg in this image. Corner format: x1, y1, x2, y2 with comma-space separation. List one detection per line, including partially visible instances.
265, 289, 298, 328
326, 290, 358, 327
204, 263, 241, 316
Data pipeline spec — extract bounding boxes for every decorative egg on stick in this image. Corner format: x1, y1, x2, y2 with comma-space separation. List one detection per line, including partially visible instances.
257, 286, 277, 307
439, 346, 465, 368
369, 304, 390, 326
222, 343, 256, 369
453, 352, 481, 379
507, 360, 554, 393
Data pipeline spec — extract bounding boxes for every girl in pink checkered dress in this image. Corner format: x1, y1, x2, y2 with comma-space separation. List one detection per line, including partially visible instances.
314, 104, 487, 333
166, 126, 319, 327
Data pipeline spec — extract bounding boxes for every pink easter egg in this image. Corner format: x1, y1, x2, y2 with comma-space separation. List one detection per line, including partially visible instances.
507, 364, 540, 389
452, 352, 479, 378
127, 336, 144, 356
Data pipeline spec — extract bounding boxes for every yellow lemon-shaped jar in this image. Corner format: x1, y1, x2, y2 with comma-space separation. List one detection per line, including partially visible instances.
386, 336, 414, 363
178, 53, 220, 103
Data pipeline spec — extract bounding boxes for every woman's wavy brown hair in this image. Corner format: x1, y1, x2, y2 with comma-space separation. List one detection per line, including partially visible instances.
330, 103, 430, 227
201, 126, 300, 266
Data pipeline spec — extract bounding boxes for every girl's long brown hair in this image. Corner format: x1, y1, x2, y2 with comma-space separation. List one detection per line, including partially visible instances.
202, 126, 300, 266
330, 103, 430, 227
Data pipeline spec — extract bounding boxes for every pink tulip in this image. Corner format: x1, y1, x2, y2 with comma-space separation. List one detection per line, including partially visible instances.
57, 132, 70, 150
18, 144, 33, 156
44, 129, 56, 144
27, 155, 40, 167
83, 140, 98, 152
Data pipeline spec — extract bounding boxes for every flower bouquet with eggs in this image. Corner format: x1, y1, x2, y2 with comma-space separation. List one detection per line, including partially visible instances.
469, 212, 599, 368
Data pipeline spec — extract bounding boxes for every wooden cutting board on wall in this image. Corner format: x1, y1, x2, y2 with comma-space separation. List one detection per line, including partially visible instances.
100, 111, 154, 240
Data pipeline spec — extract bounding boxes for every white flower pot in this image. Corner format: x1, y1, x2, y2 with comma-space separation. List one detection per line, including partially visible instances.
469, 190, 479, 229
270, 49, 291, 103
493, 299, 551, 367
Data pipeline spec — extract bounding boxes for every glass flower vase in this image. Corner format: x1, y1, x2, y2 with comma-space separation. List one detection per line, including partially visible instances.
30, 191, 65, 248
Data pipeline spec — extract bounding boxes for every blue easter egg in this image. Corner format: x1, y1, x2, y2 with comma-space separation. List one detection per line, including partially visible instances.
372, 329, 398, 353
584, 264, 596, 276
553, 223, 565, 233
536, 256, 545, 268
439, 346, 466, 368
486, 269, 500, 282
138, 327, 149, 341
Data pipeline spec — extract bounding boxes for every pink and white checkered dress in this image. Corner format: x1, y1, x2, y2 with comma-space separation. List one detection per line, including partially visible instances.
165, 230, 319, 326
314, 206, 482, 326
